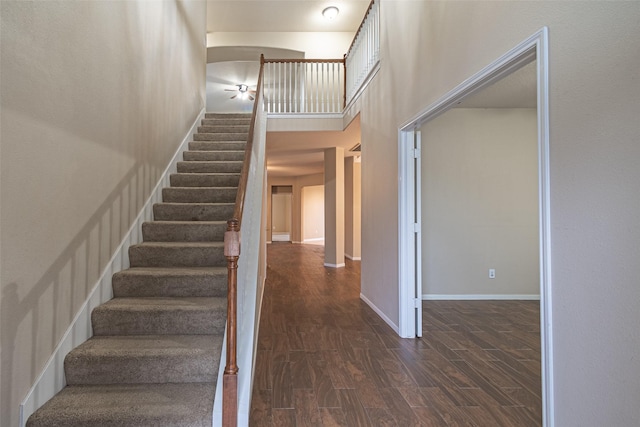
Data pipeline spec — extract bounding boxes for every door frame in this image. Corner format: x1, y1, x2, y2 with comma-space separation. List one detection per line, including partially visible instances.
397, 27, 553, 426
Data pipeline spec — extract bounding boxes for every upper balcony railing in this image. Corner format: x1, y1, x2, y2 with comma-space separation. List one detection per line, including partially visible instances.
263, 0, 379, 115
345, 0, 380, 105
263, 59, 345, 114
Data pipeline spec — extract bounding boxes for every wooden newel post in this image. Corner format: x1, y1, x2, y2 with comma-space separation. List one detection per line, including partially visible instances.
223, 218, 240, 427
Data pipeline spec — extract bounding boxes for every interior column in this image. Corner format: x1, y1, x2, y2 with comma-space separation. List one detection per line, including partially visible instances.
324, 147, 345, 268
344, 156, 362, 260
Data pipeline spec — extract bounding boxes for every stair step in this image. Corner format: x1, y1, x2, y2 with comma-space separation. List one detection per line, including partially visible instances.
92, 297, 227, 335
205, 112, 252, 119
177, 161, 243, 174
142, 221, 227, 242
197, 125, 249, 134
188, 141, 246, 151
112, 267, 227, 297
64, 335, 222, 385
26, 383, 214, 427
183, 150, 245, 161
129, 241, 225, 268
193, 132, 248, 141
201, 118, 251, 126
153, 202, 234, 221
162, 187, 237, 203
170, 173, 240, 187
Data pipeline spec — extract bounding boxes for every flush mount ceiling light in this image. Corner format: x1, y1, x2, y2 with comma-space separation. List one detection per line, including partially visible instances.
322, 6, 339, 20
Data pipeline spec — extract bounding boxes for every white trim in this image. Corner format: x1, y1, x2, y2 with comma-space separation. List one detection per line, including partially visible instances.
397, 28, 553, 426
398, 129, 417, 338
423, 294, 540, 301
345, 254, 361, 261
360, 293, 399, 334
19, 109, 206, 427
324, 262, 345, 268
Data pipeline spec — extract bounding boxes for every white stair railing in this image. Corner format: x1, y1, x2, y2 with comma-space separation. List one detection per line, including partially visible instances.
345, 0, 380, 105
263, 59, 345, 114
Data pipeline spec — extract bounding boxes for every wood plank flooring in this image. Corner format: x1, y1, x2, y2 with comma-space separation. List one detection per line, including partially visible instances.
250, 243, 541, 426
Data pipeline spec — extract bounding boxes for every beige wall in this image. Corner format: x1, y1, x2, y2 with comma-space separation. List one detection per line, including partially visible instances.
271, 193, 292, 234
346, 1, 640, 425
267, 174, 324, 243
208, 32, 354, 59
302, 185, 325, 241
421, 108, 538, 296
0, 1, 206, 425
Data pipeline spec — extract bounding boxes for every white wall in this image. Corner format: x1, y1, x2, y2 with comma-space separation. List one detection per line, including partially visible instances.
0, 1, 206, 425
421, 108, 538, 297
347, 1, 640, 425
302, 185, 325, 242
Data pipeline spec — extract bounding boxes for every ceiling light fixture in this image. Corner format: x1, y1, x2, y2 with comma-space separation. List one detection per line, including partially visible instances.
322, 6, 339, 20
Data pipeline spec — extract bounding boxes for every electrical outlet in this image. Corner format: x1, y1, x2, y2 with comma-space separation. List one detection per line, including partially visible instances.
489, 269, 496, 279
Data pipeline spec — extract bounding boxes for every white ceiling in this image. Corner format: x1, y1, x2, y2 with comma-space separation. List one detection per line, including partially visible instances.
207, 1, 372, 33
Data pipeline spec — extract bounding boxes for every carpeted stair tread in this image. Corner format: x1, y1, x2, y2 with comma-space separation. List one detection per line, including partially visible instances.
176, 161, 243, 174
201, 118, 251, 126
65, 335, 222, 385
129, 241, 226, 267
25, 383, 214, 427
197, 125, 249, 134
193, 132, 248, 141
205, 112, 251, 119
153, 202, 235, 221
183, 150, 245, 161
92, 297, 227, 336
112, 267, 227, 297
142, 221, 227, 242
170, 172, 240, 187
162, 186, 237, 203
188, 141, 246, 151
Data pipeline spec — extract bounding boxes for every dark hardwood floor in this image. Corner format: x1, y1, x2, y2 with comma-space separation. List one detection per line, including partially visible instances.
250, 243, 542, 426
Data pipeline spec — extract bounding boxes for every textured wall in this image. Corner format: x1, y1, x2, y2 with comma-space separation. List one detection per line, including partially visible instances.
421, 108, 539, 297
352, 1, 640, 425
0, 1, 206, 425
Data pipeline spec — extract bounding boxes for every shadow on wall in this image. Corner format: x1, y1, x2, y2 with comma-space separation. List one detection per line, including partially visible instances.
0, 161, 160, 423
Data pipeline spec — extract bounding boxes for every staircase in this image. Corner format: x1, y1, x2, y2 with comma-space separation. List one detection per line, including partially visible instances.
27, 113, 251, 427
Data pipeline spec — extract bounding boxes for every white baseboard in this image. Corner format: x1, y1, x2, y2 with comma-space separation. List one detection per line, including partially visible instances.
360, 293, 399, 334
345, 254, 361, 261
303, 237, 324, 242
324, 262, 345, 268
19, 109, 205, 427
422, 294, 540, 300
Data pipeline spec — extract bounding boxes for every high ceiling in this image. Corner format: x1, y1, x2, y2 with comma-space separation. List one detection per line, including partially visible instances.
207, 1, 372, 33
206, 1, 369, 178
205, 1, 537, 178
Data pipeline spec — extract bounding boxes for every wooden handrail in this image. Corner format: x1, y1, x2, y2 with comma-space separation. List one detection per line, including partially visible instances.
222, 54, 265, 427
263, 58, 345, 64
346, 0, 376, 58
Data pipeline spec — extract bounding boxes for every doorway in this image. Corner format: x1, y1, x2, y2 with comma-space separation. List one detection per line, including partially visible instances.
271, 185, 292, 242
398, 28, 552, 425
